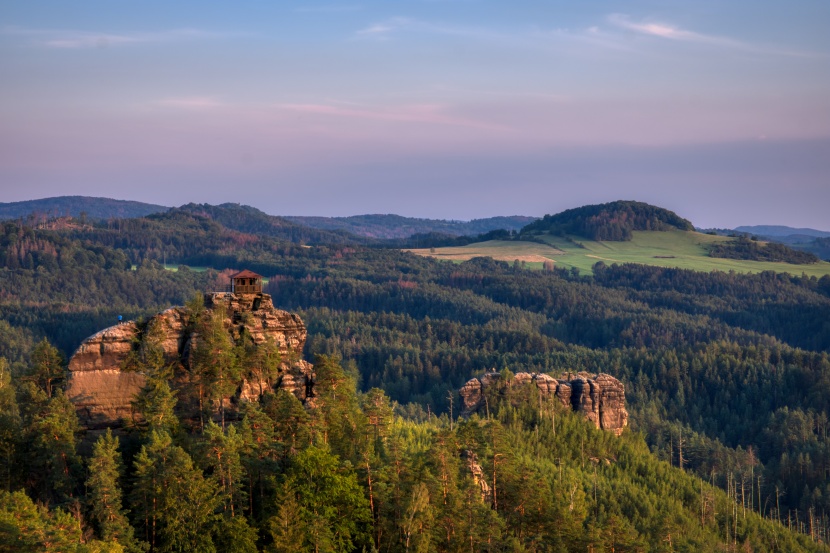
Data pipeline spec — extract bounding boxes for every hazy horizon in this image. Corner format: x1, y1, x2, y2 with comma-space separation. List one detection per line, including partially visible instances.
2, 1, 828, 229
5, 193, 830, 233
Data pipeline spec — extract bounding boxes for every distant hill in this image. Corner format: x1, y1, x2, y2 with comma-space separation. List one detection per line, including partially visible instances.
0, 196, 169, 221
709, 236, 819, 264
174, 203, 368, 245
735, 225, 830, 238
732, 226, 830, 262
521, 200, 694, 241
284, 214, 536, 239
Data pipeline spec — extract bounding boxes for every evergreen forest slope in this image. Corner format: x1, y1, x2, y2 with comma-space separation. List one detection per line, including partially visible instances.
520, 200, 694, 241
285, 213, 536, 239
1, 205, 830, 550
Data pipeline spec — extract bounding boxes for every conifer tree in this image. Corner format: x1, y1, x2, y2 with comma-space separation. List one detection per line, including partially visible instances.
129, 317, 179, 435
262, 389, 311, 459
274, 445, 372, 553
86, 429, 139, 551
190, 306, 240, 428
200, 421, 247, 518
29, 338, 64, 398
312, 355, 365, 461
132, 430, 219, 552
0, 490, 83, 552
29, 389, 82, 505
0, 358, 20, 492
237, 400, 278, 519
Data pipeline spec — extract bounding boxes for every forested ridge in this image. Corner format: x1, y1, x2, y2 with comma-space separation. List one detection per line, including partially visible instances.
520, 201, 695, 241
709, 236, 820, 264
2, 210, 830, 551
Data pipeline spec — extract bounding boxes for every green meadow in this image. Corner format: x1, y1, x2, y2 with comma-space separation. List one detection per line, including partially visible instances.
409, 230, 830, 277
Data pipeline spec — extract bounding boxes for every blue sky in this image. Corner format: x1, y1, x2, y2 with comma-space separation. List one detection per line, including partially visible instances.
1, 1, 828, 228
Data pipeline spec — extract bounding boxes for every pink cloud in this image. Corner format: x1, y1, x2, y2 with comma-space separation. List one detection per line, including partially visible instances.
277, 102, 511, 131
156, 96, 224, 109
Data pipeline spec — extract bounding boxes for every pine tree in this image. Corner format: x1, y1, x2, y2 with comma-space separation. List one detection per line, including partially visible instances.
132, 377, 178, 436
200, 421, 247, 518
275, 445, 372, 553
262, 389, 311, 459
86, 429, 139, 551
132, 430, 219, 552
0, 490, 83, 552
267, 487, 308, 553
0, 358, 20, 492
312, 355, 365, 461
29, 338, 64, 398
190, 307, 240, 429
238, 400, 279, 518
29, 389, 82, 505
129, 317, 179, 435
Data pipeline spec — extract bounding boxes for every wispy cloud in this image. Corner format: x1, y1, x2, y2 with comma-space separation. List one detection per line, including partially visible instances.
355, 17, 503, 42
352, 15, 818, 58
608, 14, 741, 48
1, 26, 231, 49
353, 17, 636, 54
156, 96, 224, 110
607, 14, 817, 57
278, 102, 510, 131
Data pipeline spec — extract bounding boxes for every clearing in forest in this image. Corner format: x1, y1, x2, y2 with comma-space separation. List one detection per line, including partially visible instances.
408, 230, 830, 276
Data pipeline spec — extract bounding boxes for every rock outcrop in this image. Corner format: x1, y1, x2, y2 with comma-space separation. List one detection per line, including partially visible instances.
459, 371, 628, 435
66, 292, 313, 429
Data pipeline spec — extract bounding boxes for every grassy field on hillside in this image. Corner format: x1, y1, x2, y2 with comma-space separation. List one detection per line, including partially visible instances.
405, 240, 563, 266
408, 230, 830, 276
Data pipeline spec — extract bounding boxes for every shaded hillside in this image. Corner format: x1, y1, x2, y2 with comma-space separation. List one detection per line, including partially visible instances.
521, 200, 694, 241
285, 213, 536, 239
174, 203, 369, 245
733, 227, 830, 262
709, 236, 820, 264
0, 196, 169, 221
803, 237, 830, 261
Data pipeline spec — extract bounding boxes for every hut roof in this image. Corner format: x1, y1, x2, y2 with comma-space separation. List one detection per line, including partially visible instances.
230, 269, 263, 279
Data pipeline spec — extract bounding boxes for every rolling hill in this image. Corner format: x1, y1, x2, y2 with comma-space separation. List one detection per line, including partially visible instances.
0, 196, 169, 221
168, 203, 371, 245
521, 200, 694, 241
410, 201, 830, 277
284, 213, 536, 239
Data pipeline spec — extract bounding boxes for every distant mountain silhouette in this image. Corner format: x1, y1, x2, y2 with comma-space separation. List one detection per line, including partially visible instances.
0, 196, 169, 221
734, 225, 830, 238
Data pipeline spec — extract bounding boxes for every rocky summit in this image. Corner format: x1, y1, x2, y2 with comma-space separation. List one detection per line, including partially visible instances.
66, 292, 313, 429
459, 371, 629, 435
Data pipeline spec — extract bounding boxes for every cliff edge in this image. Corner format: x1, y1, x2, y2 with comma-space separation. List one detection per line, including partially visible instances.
459, 371, 628, 435
66, 292, 313, 429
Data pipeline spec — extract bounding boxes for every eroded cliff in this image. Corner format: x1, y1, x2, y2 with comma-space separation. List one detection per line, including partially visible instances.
459, 371, 628, 435
66, 292, 313, 429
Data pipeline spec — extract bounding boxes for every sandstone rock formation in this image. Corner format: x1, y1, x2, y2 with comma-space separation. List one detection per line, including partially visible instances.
459, 371, 628, 435
66, 292, 313, 429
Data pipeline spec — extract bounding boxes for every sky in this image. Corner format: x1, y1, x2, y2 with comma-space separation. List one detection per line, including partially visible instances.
1, 1, 828, 229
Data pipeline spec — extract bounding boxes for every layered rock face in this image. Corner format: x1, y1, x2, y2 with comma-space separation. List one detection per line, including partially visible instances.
66, 292, 313, 429
459, 371, 628, 435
